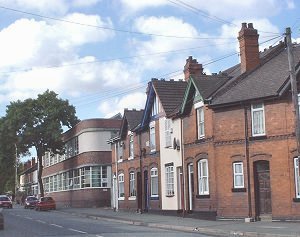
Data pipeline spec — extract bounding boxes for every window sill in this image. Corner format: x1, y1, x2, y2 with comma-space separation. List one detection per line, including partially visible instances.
249, 135, 267, 141
196, 194, 210, 199
128, 157, 134, 160
150, 196, 159, 200
118, 197, 125, 201
293, 198, 300, 202
117, 159, 123, 163
166, 194, 175, 197
195, 138, 206, 143
128, 196, 136, 201
232, 188, 246, 192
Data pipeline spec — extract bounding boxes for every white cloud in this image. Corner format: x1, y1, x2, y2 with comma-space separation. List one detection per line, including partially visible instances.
1, 0, 69, 15
98, 92, 146, 118
120, 0, 167, 15
71, 0, 101, 8
216, 19, 280, 52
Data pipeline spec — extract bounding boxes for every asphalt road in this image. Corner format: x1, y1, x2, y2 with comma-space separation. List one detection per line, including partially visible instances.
1, 205, 212, 237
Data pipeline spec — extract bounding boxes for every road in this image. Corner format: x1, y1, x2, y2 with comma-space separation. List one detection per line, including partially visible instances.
1, 205, 212, 237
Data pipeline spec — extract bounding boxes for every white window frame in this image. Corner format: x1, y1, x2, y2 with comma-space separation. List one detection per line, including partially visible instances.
294, 157, 300, 198
251, 103, 265, 136
150, 121, 156, 152
198, 159, 209, 195
129, 133, 134, 159
151, 95, 160, 116
233, 162, 244, 188
164, 119, 172, 147
150, 168, 159, 197
165, 165, 174, 196
129, 171, 136, 199
195, 101, 205, 139
118, 173, 125, 200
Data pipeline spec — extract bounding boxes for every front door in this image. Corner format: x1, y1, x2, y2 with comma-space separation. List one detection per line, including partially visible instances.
144, 170, 149, 212
187, 163, 194, 211
137, 172, 142, 211
254, 161, 272, 217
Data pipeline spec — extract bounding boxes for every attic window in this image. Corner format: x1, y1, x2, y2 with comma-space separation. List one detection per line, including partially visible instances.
151, 95, 160, 116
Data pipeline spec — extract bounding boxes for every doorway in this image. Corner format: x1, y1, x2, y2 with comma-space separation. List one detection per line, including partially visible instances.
187, 163, 194, 211
254, 161, 272, 218
144, 170, 149, 211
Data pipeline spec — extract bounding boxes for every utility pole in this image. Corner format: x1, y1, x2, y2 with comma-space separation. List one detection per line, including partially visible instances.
15, 144, 18, 201
286, 27, 300, 170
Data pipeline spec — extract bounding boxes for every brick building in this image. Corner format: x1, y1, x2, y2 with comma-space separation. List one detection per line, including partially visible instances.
19, 158, 38, 196
41, 118, 121, 208
179, 23, 300, 220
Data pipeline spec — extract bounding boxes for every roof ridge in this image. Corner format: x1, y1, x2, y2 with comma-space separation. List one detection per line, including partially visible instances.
212, 43, 286, 101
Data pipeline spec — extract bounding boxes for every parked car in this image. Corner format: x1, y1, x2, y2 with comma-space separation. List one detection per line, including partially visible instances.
24, 196, 38, 209
0, 195, 12, 208
35, 197, 56, 211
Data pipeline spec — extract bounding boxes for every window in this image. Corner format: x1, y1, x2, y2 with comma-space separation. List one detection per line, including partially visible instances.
165, 119, 172, 147
150, 121, 156, 152
165, 165, 174, 196
196, 107, 205, 139
233, 162, 244, 188
129, 133, 134, 159
151, 95, 159, 116
195, 101, 205, 139
65, 136, 79, 158
81, 167, 91, 188
295, 158, 300, 198
118, 142, 123, 161
198, 159, 209, 195
150, 168, 159, 197
129, 172, 136, 197
118, 173, 125, 199
73, 169, 80, 189
251, 103, 265, 136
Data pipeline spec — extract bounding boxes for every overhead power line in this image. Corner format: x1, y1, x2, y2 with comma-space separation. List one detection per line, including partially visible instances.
0, 5, 235, 40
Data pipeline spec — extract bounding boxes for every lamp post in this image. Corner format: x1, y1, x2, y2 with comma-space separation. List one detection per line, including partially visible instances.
14, 144, 18, 202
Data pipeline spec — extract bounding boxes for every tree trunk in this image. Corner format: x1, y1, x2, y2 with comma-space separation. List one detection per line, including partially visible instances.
37, 149, 44, 197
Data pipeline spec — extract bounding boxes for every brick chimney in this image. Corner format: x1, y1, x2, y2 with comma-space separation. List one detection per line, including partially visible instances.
238, 23, 260, 73
183, 56, 203, 81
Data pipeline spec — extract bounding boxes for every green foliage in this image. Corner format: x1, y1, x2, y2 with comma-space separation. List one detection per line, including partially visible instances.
3, 90, 79, 196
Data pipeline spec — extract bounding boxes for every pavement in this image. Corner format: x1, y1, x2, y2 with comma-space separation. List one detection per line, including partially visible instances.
56, 207, 300, 237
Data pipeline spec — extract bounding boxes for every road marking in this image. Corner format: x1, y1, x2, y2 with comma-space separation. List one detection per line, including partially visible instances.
25, 217, 33, 220
50, 224, 63, 228
68, 228, 87, 234
96, 235, 104, 237
36, 220, 46, 224
259, 226, 287, 229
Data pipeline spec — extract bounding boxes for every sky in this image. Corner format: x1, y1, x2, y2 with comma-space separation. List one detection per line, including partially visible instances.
0, 0, 300, 122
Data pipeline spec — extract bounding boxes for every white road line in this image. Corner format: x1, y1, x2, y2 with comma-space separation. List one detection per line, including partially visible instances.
25, 217, 33, 220
96, 235, 104, 237
68, 228, 87, 234
50, 224, 63, 228
259, 226, 287, 229
36, 220, 46, 224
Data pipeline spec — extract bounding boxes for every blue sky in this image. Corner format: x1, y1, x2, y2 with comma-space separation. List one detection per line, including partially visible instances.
0, 0, 299, 123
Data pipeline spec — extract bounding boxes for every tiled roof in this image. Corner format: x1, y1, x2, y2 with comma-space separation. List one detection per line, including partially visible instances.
211, 43, 300, 106
192, 74, 231, 100
124, 109, 144, 130
152, 79, 187, 116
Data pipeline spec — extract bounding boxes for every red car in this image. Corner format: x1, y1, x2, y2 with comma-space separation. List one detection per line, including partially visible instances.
0, 195, 13, 208
35, 197, 56, 211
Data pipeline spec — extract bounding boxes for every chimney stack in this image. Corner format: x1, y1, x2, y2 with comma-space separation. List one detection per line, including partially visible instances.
238, 23, 260, 73
183, 56, 203, 81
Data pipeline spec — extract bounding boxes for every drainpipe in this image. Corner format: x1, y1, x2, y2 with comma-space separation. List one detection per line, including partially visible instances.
181, 118, 186, 217
138, 132, 143, 213
244, 106, 252, 219
114, 142, 118, 211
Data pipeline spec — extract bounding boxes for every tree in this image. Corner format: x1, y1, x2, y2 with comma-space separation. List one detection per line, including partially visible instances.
5, 90, 79, 197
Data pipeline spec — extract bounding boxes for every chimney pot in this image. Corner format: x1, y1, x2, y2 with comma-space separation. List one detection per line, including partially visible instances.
248, 23, 253, 28
242, 22, 247, 28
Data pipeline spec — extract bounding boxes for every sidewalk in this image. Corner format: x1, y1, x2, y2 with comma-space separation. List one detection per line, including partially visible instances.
57, 207, 300, 237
